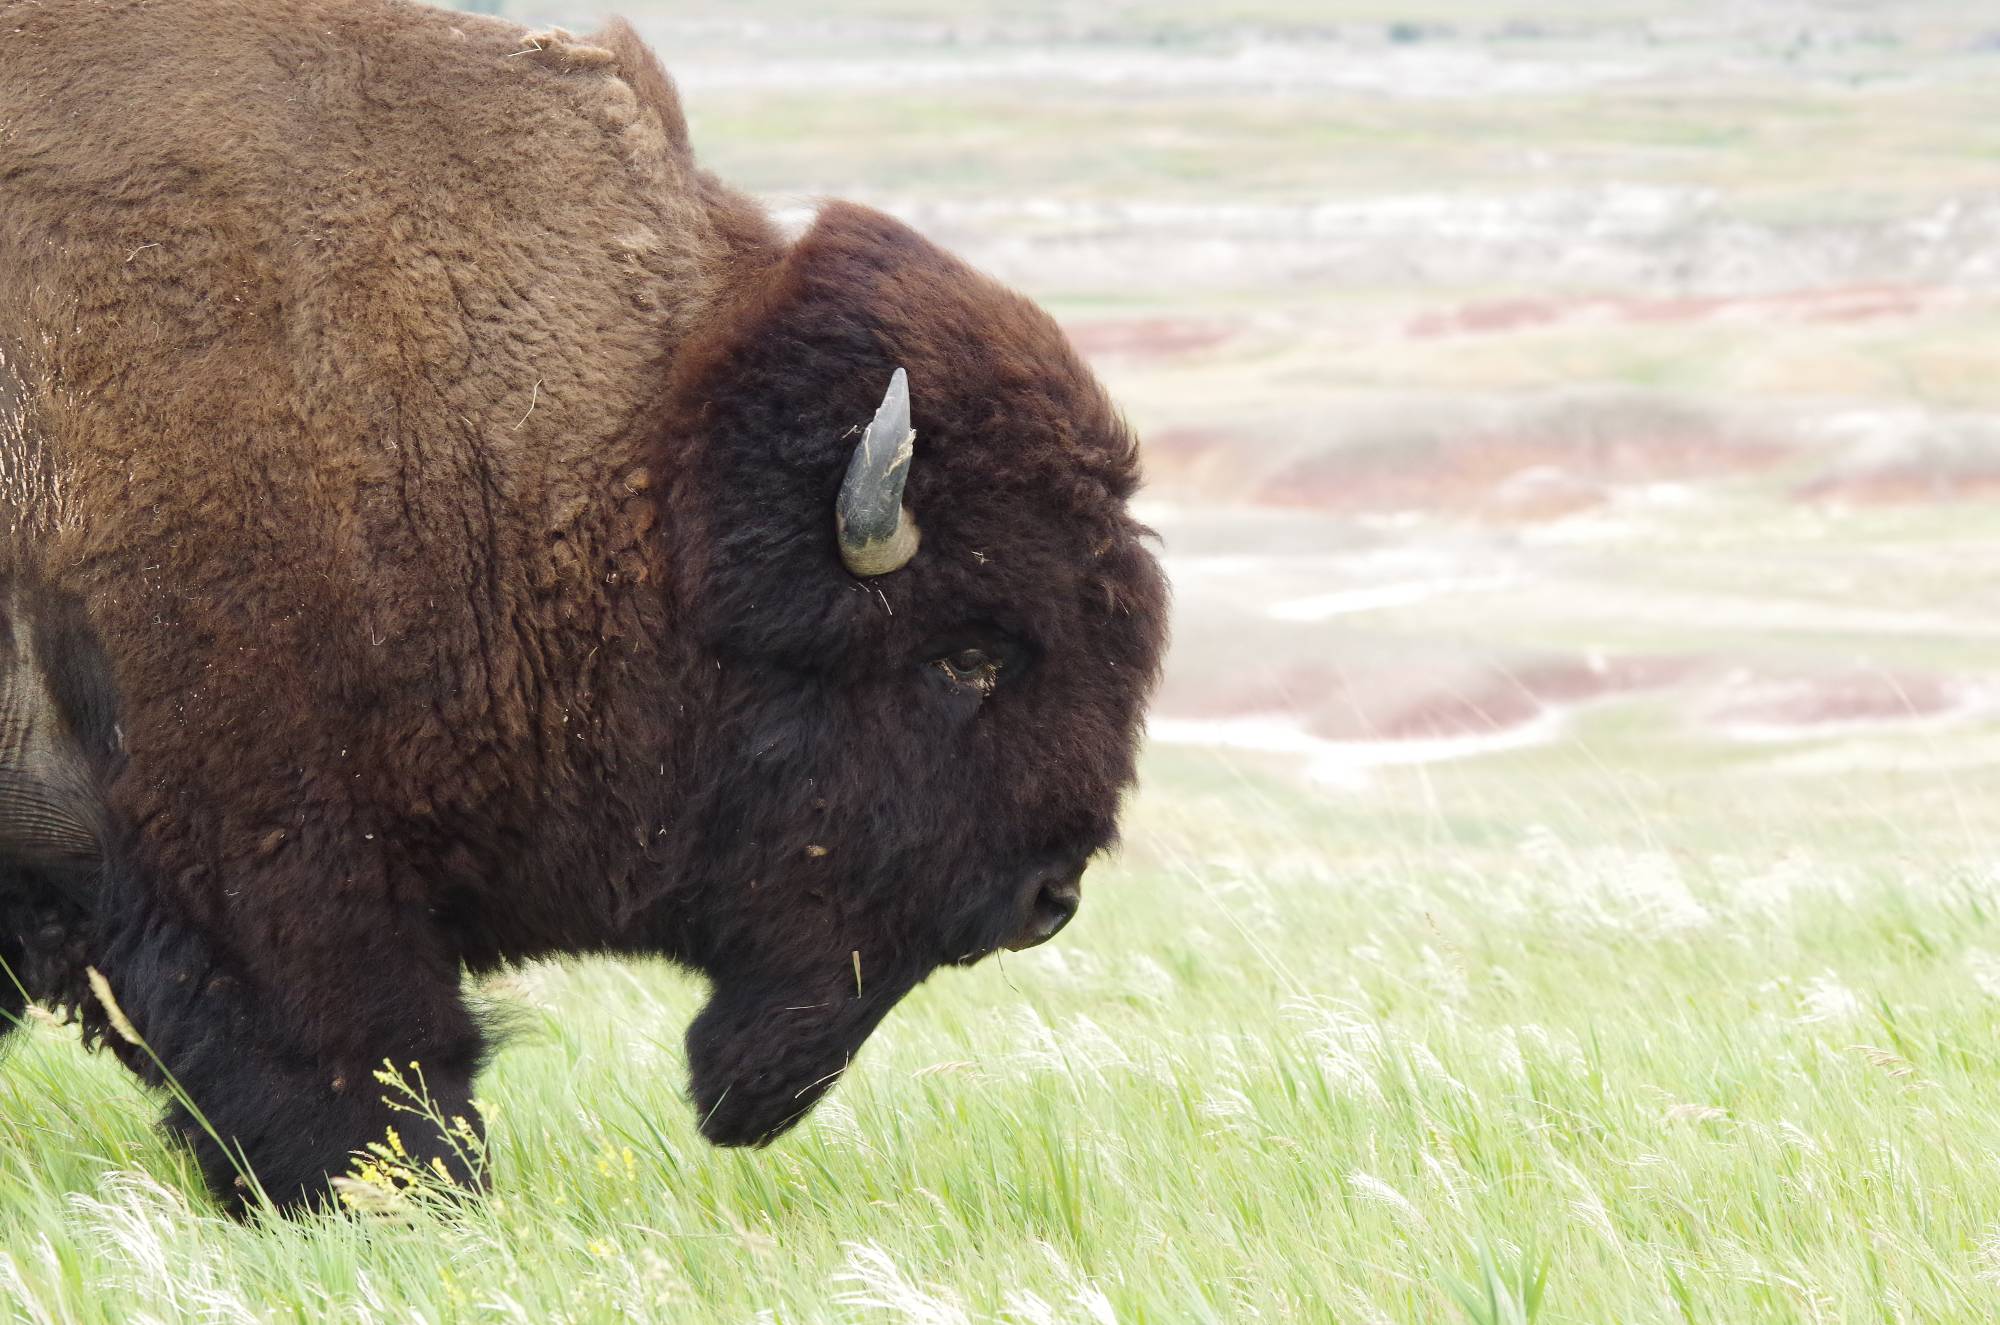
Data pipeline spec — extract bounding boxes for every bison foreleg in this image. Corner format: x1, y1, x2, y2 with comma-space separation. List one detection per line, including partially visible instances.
87, 858, 487, 1213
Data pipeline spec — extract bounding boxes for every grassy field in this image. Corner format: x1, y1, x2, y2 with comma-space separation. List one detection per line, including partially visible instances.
10, 0, 2000, 1320
10, 733, 2000, 1320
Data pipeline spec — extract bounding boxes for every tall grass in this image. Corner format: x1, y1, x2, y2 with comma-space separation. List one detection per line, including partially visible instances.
7, 742, 2000, 1321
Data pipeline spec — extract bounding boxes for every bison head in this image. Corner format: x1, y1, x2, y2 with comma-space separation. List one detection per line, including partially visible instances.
655, 202, 1167, 1146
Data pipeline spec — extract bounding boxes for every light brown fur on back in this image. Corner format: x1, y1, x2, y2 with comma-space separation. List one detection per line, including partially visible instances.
0, 0, 777, 956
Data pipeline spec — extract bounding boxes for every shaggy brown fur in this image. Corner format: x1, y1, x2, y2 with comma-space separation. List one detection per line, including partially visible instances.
0, 0, 1167, 1211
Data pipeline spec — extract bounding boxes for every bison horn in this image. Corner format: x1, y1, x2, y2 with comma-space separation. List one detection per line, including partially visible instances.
836, 367, 921, 577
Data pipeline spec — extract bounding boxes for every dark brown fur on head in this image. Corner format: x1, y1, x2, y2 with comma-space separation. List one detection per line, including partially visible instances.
655, 202, 1167, 1144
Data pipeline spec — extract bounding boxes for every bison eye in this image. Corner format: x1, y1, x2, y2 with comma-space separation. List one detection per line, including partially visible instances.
933, 647, 1002, 696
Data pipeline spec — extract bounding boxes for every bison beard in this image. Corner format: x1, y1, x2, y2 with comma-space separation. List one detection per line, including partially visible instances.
0, 0, 1167, 1212
686, 972, 918, 1148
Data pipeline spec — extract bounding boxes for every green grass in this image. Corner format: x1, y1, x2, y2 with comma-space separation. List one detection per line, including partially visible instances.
8, 744, 2000, 1321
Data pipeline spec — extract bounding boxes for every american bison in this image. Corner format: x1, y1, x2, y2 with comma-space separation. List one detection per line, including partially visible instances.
0, 0, 1167, 1209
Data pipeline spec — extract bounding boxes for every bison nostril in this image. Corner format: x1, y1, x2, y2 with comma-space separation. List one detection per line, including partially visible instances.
1037, 879, 1080, 929
1007, 876, 1081, 951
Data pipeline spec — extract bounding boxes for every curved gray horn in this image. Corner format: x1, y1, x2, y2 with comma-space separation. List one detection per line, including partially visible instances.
836, 367, 921, 576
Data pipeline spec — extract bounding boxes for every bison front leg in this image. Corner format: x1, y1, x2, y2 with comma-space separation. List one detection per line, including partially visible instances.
88, 839, 487, 1213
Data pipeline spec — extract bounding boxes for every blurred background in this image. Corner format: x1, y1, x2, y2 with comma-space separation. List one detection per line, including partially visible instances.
457, 0, 2000, 836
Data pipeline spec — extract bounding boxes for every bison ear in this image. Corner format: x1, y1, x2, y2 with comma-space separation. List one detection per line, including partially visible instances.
835, 368, 921, 577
